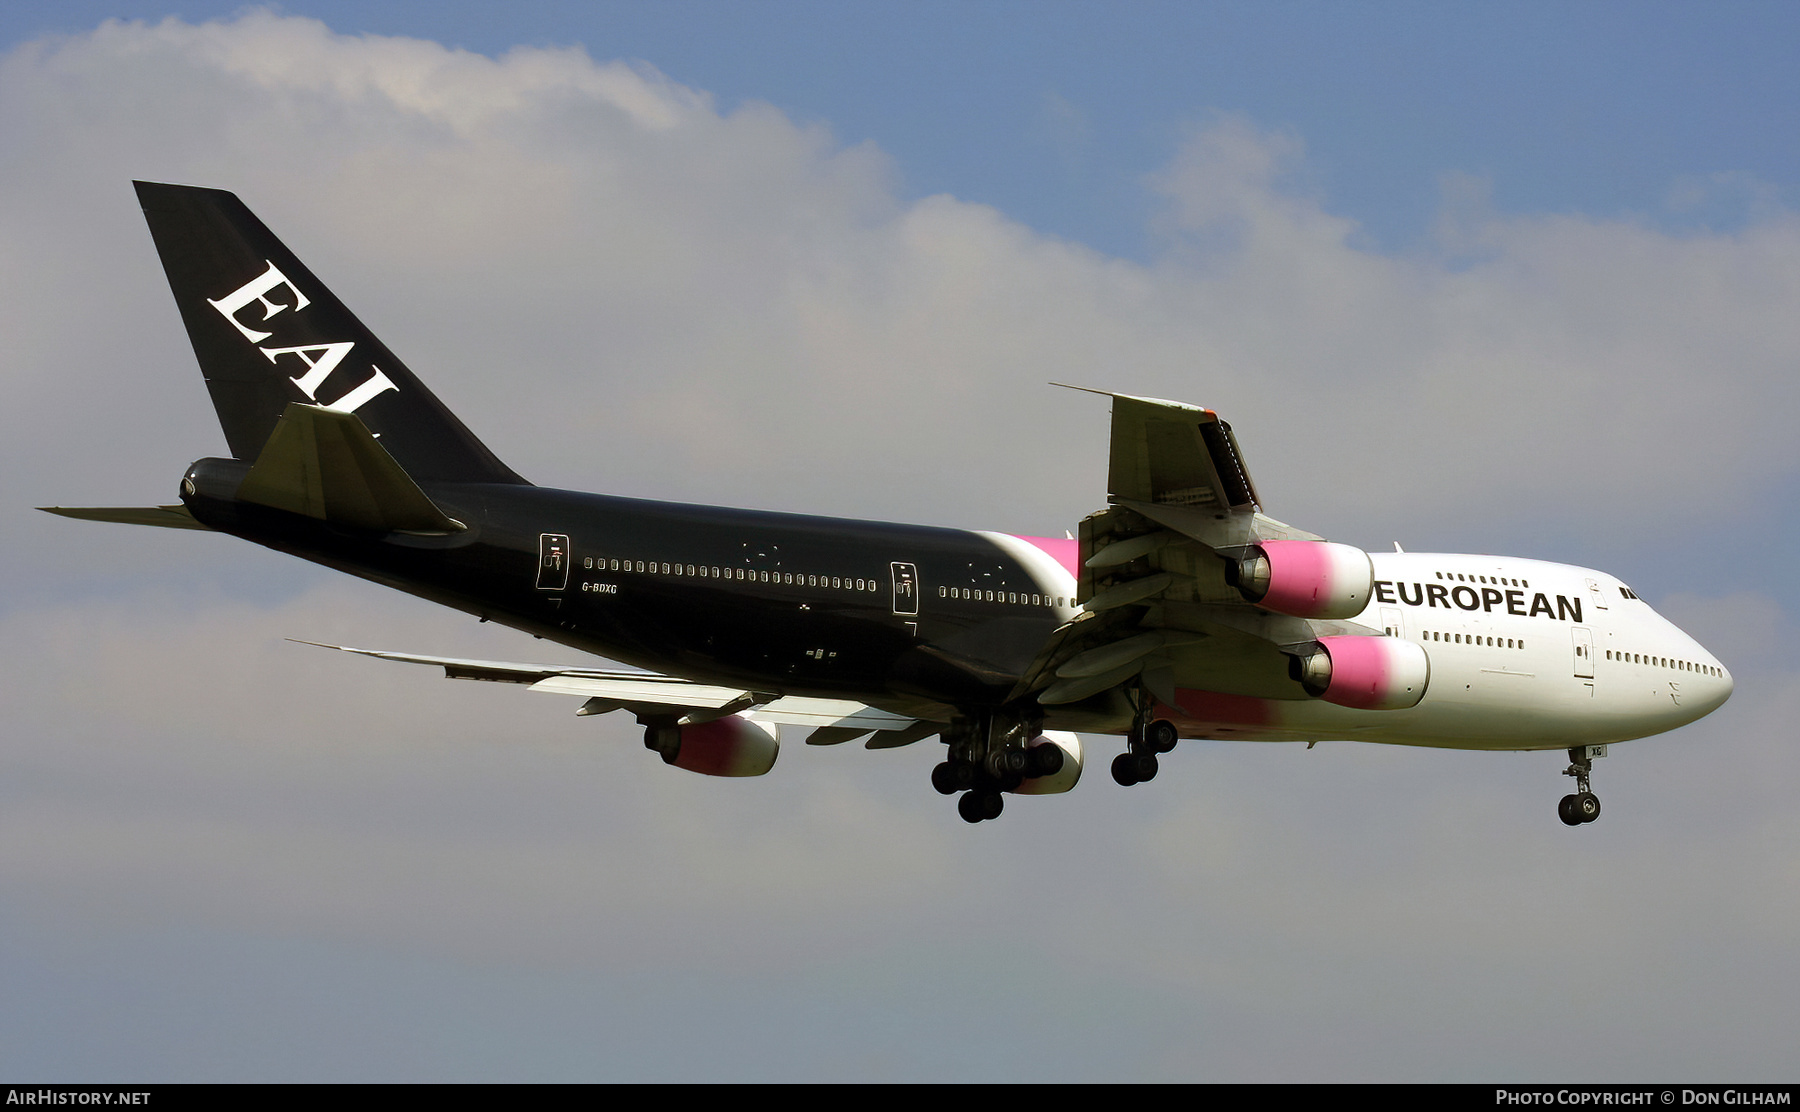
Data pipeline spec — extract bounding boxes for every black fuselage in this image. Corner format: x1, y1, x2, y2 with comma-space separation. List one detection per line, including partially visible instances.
182, 456, 1066, 714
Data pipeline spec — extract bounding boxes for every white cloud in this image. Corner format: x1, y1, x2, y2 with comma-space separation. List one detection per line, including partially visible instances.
8, 15, 1798, 556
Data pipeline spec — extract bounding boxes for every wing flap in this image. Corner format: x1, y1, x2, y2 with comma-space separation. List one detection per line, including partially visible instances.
526, 674, 749, 708
748, 698, 917, 730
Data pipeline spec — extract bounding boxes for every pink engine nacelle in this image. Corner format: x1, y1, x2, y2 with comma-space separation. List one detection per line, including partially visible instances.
1229, 540, 1374, 620
1289, 635, 1431, 711
663, 715, 780, 777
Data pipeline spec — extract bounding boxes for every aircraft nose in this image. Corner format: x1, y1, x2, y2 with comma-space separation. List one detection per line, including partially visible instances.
1689, 649, 1732, 719
1659, 615, 1732, 722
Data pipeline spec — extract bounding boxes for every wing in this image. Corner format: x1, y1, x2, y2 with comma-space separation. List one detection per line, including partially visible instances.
295, 642, 935, 748
1021, 391, 1378, 712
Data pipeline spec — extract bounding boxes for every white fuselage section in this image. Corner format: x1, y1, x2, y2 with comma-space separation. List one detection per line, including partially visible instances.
1168, 552, 1733, 751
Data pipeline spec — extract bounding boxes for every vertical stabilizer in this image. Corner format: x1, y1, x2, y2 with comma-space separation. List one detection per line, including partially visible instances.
134, 181, 526, 485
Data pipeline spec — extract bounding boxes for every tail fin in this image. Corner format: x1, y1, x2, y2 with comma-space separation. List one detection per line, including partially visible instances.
134, 181, 526, 485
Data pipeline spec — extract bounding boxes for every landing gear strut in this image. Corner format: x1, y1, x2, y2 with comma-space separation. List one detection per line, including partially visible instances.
1558, 745, 1605, 826
931, 713, 1058, 823
1112, 690, 1178, 787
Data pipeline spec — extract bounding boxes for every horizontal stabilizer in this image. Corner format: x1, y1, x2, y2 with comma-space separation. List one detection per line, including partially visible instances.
38, 504, 212, 531
238, 403, 464, 534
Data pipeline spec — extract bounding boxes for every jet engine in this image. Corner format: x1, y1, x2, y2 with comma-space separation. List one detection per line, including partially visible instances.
1288, 635, 1430, 710
1008, 731, 1084, 795
1227, 540, 1374, 620
646, 715, 780, 777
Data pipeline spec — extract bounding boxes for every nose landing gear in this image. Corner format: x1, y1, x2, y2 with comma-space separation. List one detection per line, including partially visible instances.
1558, 745, 1605, 826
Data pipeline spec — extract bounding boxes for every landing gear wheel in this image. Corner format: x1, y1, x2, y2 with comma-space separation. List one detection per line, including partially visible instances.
1111, 753, 1140, 787
1575, 792, 1601, 823
931, 762, 958, 796
1145, 719, 1179, 754
1558, 794, 1582, 826
1028, 743, 1064, 778
1133, 752, 1159, 782
957, 789, 1004, 823
1559, 746, 1606, 826
958, 791, 985, 823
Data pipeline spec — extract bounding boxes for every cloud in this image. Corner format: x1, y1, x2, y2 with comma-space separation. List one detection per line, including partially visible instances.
9, 15, 1799, 560
2, 12, 1798, 1079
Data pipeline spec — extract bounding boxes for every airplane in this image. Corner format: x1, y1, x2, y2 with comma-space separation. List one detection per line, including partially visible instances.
42, 181, 1734, 826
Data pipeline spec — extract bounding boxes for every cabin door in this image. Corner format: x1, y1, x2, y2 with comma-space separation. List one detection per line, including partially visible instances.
1571, 626, 1594, 679
890, 562, 919, 616
536, 533, 571, 591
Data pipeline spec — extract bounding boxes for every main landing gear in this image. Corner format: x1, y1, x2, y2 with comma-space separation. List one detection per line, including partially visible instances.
1112, 704, 1178, 787
930, 714, 1063, 824
1558, 745, 1605, 826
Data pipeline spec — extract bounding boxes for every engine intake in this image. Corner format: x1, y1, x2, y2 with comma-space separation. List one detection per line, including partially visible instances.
1288, 635, 1430, 710
1228, 540, 1373, 620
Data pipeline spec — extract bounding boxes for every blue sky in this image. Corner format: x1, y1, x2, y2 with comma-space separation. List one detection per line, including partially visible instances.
2, 2, 1797, 1082
9, 1, 1798, 259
